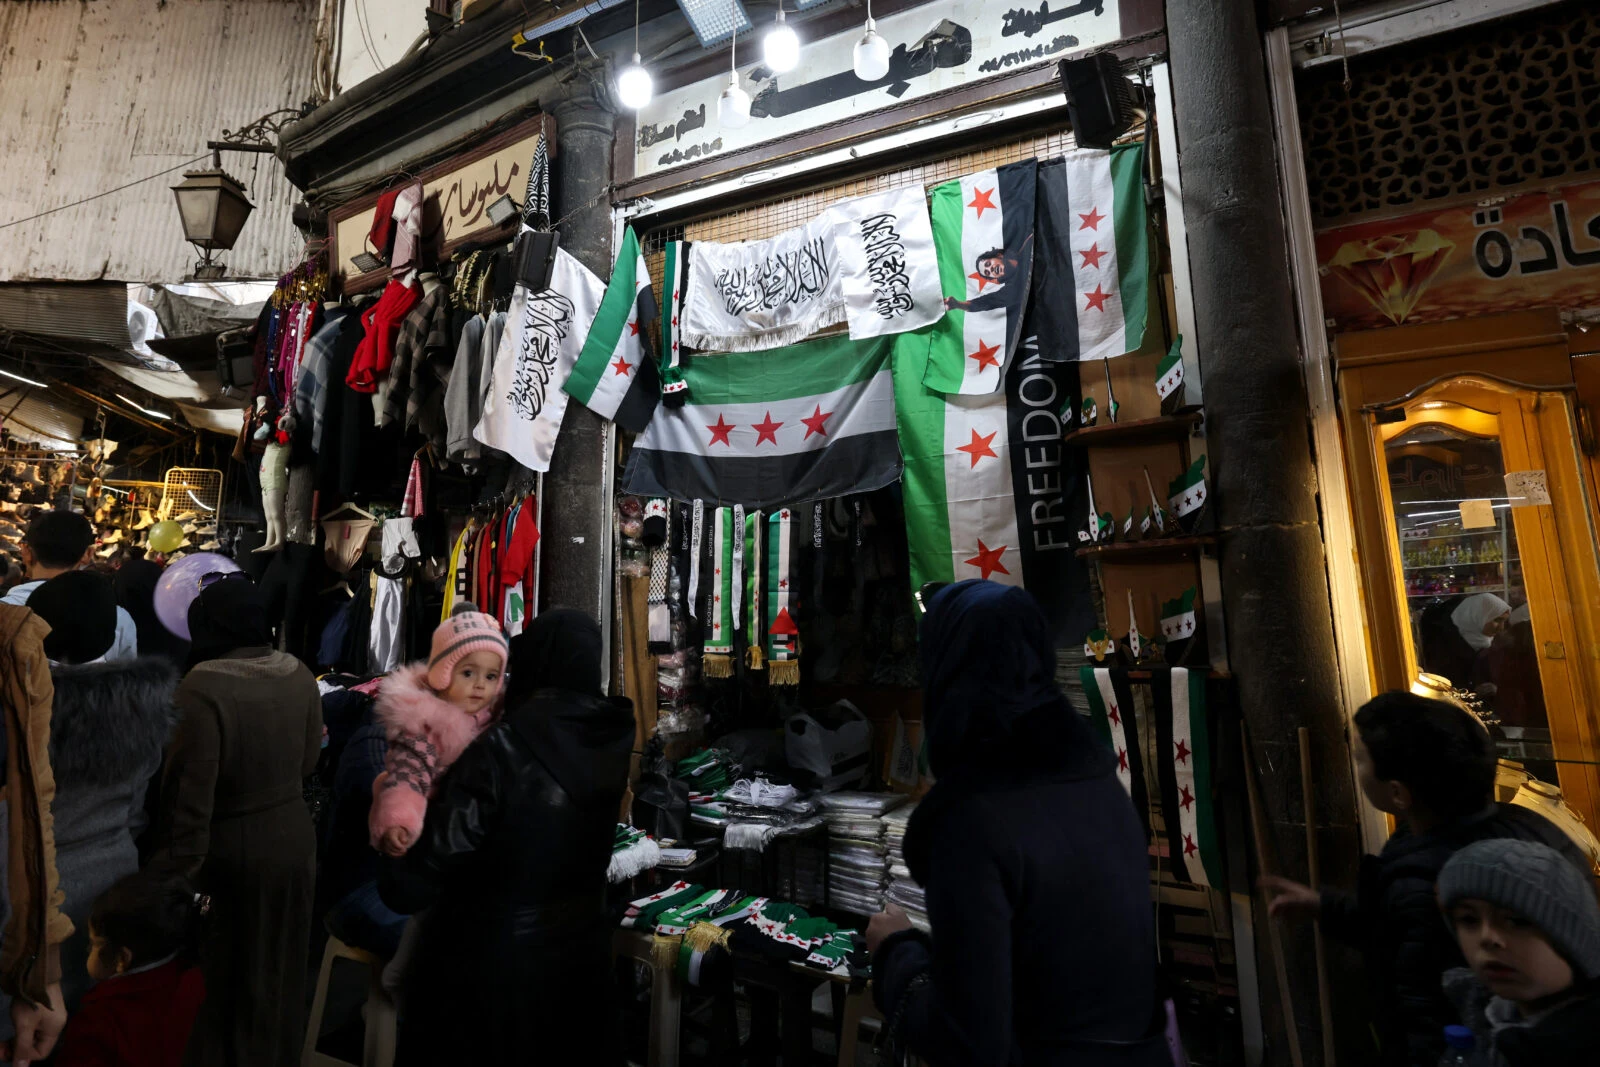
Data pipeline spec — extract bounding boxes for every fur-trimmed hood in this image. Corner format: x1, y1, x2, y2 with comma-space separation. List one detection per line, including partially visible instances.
48, 656, 179, 789
375, 662, 499, 770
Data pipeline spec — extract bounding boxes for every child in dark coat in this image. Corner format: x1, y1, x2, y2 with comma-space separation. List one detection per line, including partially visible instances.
1439, 838, 1600, 1066
54, 871, 206, 1067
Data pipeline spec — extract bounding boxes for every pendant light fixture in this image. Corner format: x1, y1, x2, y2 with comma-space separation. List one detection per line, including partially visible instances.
718, 11, 751, 129
615, 0, 654, 110
762, 2, 800, 74
852, 0, 889, 81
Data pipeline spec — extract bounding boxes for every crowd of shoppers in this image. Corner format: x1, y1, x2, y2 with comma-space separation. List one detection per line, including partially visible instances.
1, 503, 1597, 1067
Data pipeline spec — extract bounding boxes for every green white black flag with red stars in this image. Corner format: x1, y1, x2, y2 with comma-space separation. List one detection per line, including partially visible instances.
1081, 667, 1151, 838
919, 160, 1037, 395
564, 226, 662, 431
1152, 667, 1221, 887
620, 332, 900, 509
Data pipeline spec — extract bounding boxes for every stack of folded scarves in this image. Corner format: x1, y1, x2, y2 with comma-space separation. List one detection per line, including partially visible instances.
820, 792, 907, 916
882, 802, 929, 932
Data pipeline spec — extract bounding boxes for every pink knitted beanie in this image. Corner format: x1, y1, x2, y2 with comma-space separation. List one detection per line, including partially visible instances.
426, 602, 509, 690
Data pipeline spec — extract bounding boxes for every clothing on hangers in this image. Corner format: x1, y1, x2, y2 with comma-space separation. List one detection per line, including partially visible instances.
442, 521, 474, 620
496, 495, 540, 637
322, 503, 379, 574
377, 275, 443, 430
443, 315, 487, 462
347, 279, 421, 393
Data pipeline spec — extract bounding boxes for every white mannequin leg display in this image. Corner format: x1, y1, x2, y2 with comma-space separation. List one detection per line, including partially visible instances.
256, 441, 290, 552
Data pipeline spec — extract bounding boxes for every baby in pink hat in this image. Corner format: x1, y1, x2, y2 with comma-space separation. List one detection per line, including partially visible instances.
370, 603, 508, 857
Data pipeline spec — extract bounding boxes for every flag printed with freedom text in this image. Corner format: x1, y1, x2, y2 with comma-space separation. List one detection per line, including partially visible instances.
893, 315, 1096, 645
621, 333, 901, 510
564, 226, 661, 431
919, 160, 1037, 395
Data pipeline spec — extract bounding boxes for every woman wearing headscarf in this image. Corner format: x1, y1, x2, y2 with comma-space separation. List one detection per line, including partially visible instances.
867, 581, 1167, 1066
1423, 592, 1511, 692
380, 609, 634, 1066
148, 577, 322, 1067
0, 572, 177, 1033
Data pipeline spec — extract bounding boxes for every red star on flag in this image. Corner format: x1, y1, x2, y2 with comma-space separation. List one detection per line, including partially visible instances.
1107, 704, 1121, 727
706, 414, 735, 446
1183, 834, 1198, 858
628, 320, 640, 336
1084, 285, 1111, 313
967, 186, 997, 218
800, 404, 832, 439
752, 411, 783, 445
1078, 206, 1104, 231
1117, 748, 1129, 773
778, 578, 788, 589
610, 357, 632, 377
964, 539, 1010, 579
1180, 785, 1195, 811
1174, 738, 1191, 764
956, 428, 998, 467
968, 270, 995, 292
968, 338, 1001, 371
1078, 243, 1107, 269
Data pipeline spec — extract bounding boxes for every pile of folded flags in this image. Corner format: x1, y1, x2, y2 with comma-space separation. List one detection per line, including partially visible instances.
882, 802, 928, 931
820, 792, 907, 917
609, 823, 662, 883
621, 882, 863, 987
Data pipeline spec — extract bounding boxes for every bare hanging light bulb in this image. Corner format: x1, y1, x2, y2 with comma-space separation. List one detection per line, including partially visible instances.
763, 4, 800, 74
719, 21, 751, 129
615, 0, 653, 110
853, 0, 889, 81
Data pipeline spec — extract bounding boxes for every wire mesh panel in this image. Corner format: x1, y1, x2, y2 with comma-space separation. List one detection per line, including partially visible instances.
160, 467, 224, 521
641, 126, 1082, 297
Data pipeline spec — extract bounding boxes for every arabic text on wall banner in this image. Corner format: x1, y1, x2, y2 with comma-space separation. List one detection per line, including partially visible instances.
1316, 176, 1600, 332
632, 0, 1122, 180
332, 132, 541, 281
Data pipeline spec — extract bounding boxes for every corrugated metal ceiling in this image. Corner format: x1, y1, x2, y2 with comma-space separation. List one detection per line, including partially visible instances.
0, 0, 317, 284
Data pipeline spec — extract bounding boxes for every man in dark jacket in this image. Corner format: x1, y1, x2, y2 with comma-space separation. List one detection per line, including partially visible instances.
1263, 691, 1589, 1067
867, 581, 1167, 1066
380, 609, 634, 1067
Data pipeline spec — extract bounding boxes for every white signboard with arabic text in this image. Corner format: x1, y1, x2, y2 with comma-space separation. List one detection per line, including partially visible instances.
632, 0, 1121, 179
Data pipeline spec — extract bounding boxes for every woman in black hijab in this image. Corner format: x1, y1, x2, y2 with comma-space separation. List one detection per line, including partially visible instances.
149, 577, 323, 1067
867, 580, 1167, 1066
381, 609, 635, 1066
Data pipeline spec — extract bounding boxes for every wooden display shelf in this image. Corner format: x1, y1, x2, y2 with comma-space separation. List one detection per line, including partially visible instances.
1076, 534, 1214, 562
1063, 408, 1202, 447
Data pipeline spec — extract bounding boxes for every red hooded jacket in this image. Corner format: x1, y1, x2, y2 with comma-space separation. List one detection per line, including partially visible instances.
53, 959, 205, 1067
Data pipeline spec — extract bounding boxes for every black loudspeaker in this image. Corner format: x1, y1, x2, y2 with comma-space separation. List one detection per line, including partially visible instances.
1060, 52, 1133, 149
512, 229, 560, 291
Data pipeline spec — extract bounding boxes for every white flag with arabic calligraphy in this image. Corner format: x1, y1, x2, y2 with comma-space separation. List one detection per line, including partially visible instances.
831, 187, 945, 341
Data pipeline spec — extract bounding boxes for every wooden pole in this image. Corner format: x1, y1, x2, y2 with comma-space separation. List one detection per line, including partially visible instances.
1300, 727, 1336, 1066
1242, 723, 1305, 1067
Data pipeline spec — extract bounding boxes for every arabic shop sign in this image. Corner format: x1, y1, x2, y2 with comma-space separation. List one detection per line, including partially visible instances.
330, 129, 541, 282
1317, 177, 1600, 331
632, 0, 1121, 179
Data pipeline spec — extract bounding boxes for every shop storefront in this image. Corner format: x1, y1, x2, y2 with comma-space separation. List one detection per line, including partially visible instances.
1269, 3, 1600, 841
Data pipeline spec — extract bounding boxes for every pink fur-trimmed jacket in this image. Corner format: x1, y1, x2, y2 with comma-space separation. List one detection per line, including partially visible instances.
369, 662, 500, 852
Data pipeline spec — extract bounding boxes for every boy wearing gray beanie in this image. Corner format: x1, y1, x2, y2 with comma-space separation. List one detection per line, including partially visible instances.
1439, 838, 1600, 1065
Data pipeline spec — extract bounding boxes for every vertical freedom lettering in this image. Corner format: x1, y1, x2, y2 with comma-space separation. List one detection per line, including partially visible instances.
714, 238, 834, 316
858, 212, 915, 320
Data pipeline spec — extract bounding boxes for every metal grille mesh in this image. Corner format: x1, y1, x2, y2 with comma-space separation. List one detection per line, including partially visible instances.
159, 467, 224, 522
1298, 3, 1600, 224
641, 127, 1078, 292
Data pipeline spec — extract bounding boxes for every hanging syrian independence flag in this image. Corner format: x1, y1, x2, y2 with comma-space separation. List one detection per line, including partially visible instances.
1156, 334, 1186, 412
564, 227, 661, 431
703, 505, 738, 679
473, 246, 606, 472
921, 160, 1037, 395
1152, 668, 1221, 887
1080, 667, 1150, 837
1168, 456, 1210, 534
767, 508, 799, 685
831, 186, 945, 341
622, 333, 900, 510
894, 316, 1097, 645
660, 241, 692, 404
1036, 144, 1150, 363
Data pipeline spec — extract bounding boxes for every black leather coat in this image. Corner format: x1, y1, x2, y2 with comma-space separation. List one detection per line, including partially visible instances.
380, 684, 634, 1065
